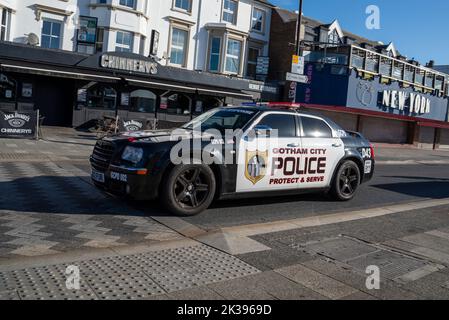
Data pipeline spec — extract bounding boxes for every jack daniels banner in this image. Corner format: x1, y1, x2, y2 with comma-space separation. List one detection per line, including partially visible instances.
0, 110, 38, 138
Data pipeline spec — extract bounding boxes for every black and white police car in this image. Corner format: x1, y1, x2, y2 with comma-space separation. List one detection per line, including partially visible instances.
90, 104, 375, 216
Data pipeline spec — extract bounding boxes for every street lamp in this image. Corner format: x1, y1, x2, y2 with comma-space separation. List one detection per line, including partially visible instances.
295, 0, 304, 56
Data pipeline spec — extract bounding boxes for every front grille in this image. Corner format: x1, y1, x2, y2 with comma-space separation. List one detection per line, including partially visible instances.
91, 140, 116, 172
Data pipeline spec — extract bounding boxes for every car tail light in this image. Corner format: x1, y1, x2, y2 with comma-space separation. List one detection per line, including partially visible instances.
370, 144, 375, 159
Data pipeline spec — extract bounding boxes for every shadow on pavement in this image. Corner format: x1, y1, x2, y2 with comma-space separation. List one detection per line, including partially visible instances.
372, 181, 449, 199
0, 176, 169, 217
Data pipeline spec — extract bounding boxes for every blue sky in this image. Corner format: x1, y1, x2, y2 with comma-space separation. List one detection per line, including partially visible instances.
270, 0, 449, 65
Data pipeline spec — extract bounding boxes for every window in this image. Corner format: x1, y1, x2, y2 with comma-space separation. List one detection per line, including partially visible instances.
96, 28, 105, 53
251, 8, 265, 32
246, 47, 260, 79
115, 31, 133, 52
87, 85, 117, 110
174, 0, 192, 12
119, 0, 135, 9
225, 38, 241, 74
222, 0, 237, 24
328, 30, 341, 45
257, 114, 297, 138
170, 28, 188, 66
41, 20, 62, 49
209, 37, 221, 72
1, 8, 11, 41
98, 0, 107, 3
130, 90, 157, 113
301, 117, 333, 138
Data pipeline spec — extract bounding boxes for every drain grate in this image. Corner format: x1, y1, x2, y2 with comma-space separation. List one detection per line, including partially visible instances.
291, 236, 437, 282
346, 250, 428, 280
0, 244, 260, 300
291, 237, 378, 262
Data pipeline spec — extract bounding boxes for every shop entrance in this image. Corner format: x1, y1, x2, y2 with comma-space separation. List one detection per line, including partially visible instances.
35, 77, 74, 127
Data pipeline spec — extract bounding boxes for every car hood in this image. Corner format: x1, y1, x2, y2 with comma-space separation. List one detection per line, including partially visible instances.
104, 129, 218, 144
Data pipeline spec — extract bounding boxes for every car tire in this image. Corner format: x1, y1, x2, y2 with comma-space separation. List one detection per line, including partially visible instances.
161, 164, 216, 216
330, 160, 361, 201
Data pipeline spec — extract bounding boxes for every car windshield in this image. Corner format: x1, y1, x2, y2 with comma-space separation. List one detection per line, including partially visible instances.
182, 108, 257, 133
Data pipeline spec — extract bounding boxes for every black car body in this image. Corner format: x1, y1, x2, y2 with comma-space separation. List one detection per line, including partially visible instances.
90, 106, 375, 215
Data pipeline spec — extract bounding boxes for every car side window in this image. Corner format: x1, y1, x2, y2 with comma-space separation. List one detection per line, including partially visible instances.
257, 114, 297, 138
301, 117, 333, 138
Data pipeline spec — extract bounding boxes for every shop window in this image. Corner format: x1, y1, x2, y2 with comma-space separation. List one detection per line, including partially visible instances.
129, 90, 157, 113
209, 37, 221, 72
87, 84, 117, 110
251, 8, 265, 32
162, 93, 191, 115
225, 38, 242, 74
1, 8, 11, 41
222, 0, 238, 24
41, 20, 62, 49
246, 47, 260, 79
0, 74, 15, 101
116, 30, 133, 52
170, 27, 188, 66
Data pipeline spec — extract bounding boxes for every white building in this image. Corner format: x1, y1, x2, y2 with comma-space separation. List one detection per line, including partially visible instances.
0, 0, 273, 79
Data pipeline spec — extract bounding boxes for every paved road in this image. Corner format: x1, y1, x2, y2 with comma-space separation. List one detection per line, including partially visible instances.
159, 164, 449, 230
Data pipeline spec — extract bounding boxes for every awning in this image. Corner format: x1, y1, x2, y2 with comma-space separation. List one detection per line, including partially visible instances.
0, 63, 121, 82
0, 62, 254, 100
126, 78, 254, 100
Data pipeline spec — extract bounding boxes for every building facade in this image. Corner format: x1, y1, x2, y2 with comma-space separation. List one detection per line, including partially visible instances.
268, 8, 449, 150
0, 0, 277, 127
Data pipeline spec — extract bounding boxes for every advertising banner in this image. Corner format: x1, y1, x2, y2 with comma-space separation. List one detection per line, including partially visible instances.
0, 110, 38, 138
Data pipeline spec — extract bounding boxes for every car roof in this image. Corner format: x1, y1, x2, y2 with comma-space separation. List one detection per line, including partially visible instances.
222, 105, 318, 117
221, 105, 344, 131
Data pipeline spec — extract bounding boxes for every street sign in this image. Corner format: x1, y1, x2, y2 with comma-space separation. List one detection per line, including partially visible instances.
286, 72, 308, 83
291, 55, 305, 75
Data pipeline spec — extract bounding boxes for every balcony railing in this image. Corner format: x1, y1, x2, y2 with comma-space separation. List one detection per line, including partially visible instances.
349, 45, 449, 96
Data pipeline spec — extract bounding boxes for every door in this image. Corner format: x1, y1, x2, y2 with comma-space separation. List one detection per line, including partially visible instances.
299, 116, 345, 189
236, 112, 302, 193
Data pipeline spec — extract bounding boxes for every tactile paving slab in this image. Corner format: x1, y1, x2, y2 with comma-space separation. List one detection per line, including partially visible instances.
0, 244, 260, 300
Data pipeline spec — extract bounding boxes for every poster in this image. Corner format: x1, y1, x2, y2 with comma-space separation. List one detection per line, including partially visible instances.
0, 110, 37, 138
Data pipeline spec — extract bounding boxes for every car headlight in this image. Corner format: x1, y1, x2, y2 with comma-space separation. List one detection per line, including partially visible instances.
121, 146, 144, 164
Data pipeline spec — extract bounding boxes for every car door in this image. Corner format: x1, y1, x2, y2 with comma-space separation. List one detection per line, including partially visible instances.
298, 115, 345, 189
235, 112, 303, 193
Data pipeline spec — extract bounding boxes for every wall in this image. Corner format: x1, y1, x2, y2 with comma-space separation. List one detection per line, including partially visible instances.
295, 63, 350, 107
346, 69, 449, 123
0, 0, 271, 77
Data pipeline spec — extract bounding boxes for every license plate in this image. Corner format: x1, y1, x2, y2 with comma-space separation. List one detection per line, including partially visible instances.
91, 170, 105, 183
364, 160, 373, 174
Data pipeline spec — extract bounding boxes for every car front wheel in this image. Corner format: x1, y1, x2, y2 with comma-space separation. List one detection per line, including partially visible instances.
161, 164, 216, 216
330, 160, 361, 201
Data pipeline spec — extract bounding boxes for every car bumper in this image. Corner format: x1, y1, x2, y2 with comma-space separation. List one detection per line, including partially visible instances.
90, 161, 158, 200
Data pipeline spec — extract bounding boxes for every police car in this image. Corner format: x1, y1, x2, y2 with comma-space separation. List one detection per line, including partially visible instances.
90, 104, 375, 216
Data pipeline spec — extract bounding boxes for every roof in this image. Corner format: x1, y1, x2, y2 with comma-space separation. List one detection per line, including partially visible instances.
254, 0, 275, 8
274, 7, 382, 48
